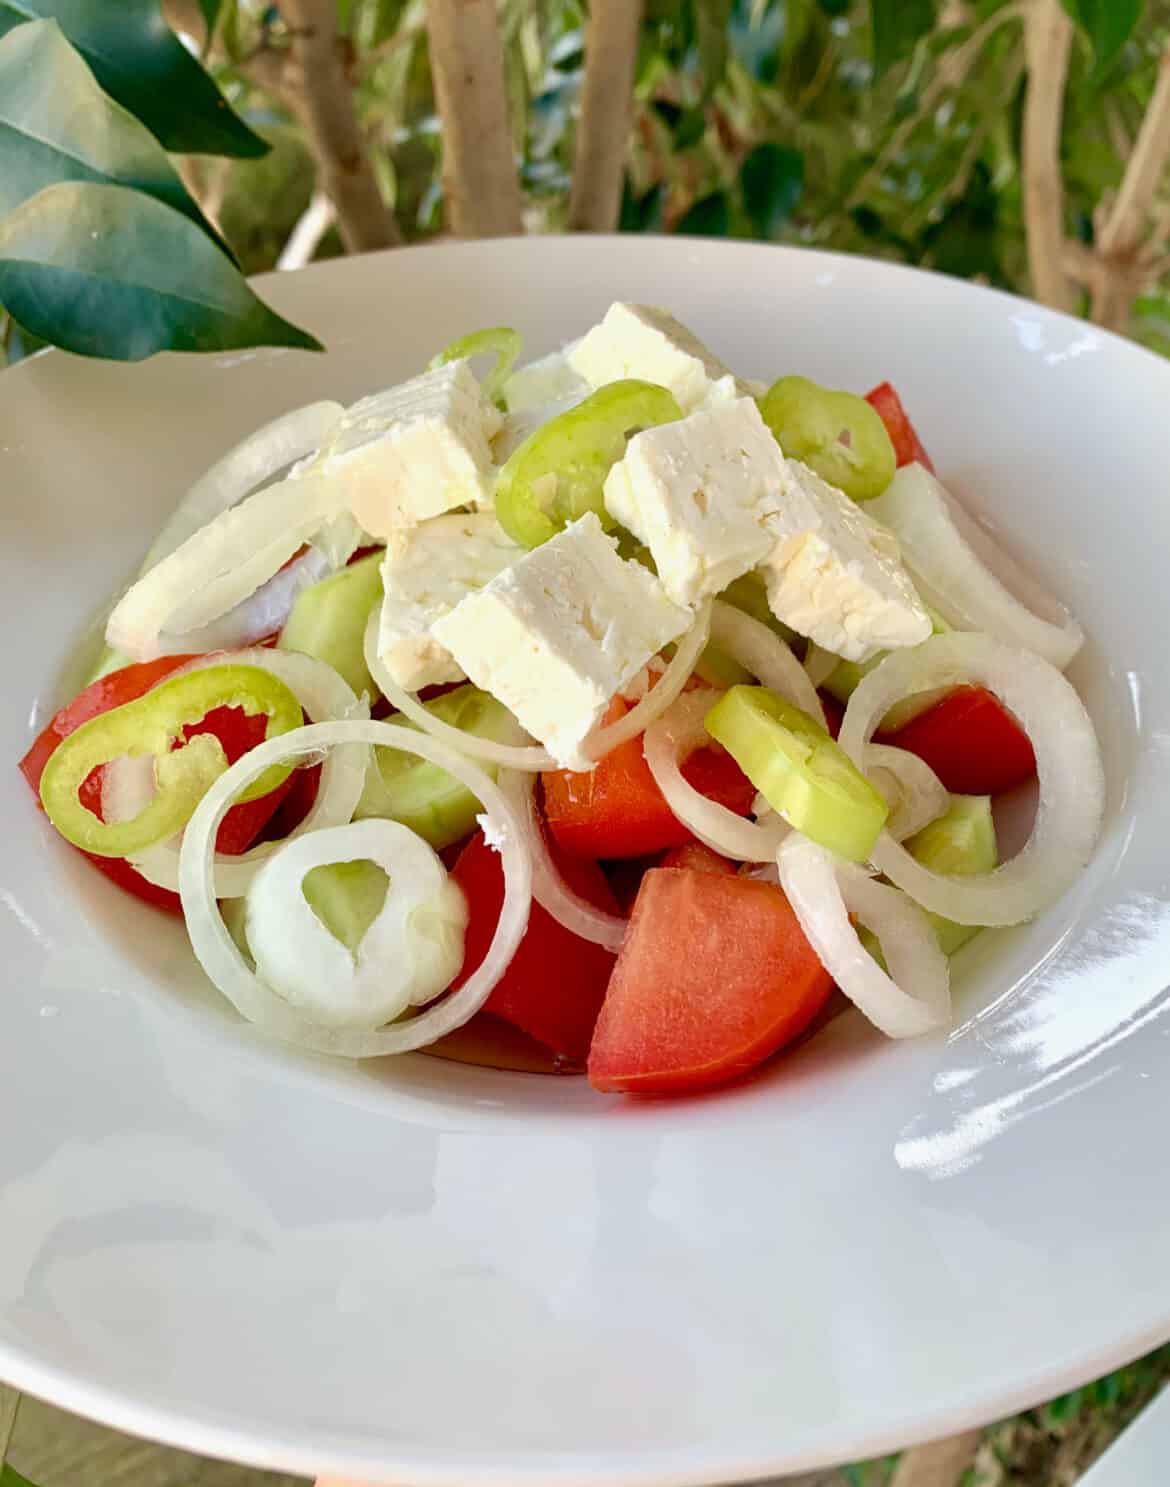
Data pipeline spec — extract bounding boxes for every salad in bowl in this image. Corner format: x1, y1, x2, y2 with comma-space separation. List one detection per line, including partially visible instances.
20, 302, 1104, 1095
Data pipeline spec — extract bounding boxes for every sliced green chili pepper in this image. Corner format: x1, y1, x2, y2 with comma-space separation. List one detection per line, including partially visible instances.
758, 375, 896, 502
496, 378, 683, 549
40, 664, 303, 857
429, 326, 522, 405
704, 684, 888, 861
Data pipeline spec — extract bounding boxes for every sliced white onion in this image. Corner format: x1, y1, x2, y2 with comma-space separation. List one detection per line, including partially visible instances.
243, 818, 468, 1029
139, 401, 343, 574
502, 772, 627, 951
153, 546, 333, 657
178, 720, 532, 1058
868, 465, 1083, 669
710, 601, 827, 725
803, 642, 840, 690
839, 632, 1104, 925
865, 744, 949, 842
104, 648, 369, 899
363, 610, 556, 772
777, 833, 951, 1038
644, 691, 789, 862
107, 470, 342, 661
581, 602, 712, 761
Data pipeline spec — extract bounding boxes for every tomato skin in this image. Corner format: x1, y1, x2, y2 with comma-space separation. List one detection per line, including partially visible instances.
451, 829, 622, 1063
880, 685, 1036, 795
587, 867, 834, 1094
865, 382, 935, 472
20, 655, 294, 912
542, 697, 756, 859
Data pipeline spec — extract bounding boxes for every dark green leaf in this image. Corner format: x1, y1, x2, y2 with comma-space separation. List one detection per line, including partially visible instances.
0, 182, 321, 360
619, 178, 664, 232
870, 0, 935, 75
674, 190, 730, 237
740, 141, 804, 236
674, 105, 707, 150
197, 0, 221, 36
651, 98, 683, 130
1060, 0, 1142, 83
816, 0, 849, 14
0, 1466, 37, 1487
0, 0, 267, 157
729, 0, 785, 84
0, 21, 231, 255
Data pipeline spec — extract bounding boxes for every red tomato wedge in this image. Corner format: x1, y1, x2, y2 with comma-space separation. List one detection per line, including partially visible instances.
880, 685, 1036, 795
451, 829, 621, 1064
658, 842, 737, 875
542, 696, 757, 859
19, 656, 295, 912
588, 867, 834, 1094
865, 382, 935, 472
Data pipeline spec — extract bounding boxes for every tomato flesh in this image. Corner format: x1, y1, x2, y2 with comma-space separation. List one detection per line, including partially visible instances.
588, 867, 834, 1094
451, 829, 622, 1063
880, 685, 1036, 796
865, 382, 934, 472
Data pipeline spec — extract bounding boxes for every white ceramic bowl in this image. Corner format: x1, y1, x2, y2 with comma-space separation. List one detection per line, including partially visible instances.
1, 237, 1168, 1487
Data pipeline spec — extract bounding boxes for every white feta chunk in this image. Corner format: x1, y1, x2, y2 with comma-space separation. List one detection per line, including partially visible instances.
302, 362, 501, 537
431, 511, 692, 769
568, 303, 753, 414
604, 397, 786, 607
377, 513, 520, 690
760, 461, 931, 663
503, 347, 589, 413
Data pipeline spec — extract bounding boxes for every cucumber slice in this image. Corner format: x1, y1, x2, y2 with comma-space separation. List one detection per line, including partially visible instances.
278, 551, 383, 697
356, 684, 527, 849
905, 794, 997, 955
705, 685, 888, 861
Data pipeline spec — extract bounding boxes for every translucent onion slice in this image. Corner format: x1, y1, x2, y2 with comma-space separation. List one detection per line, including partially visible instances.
178, 719, 532, 1058
139, 401, 343, 573
154, 546, 333, 657
104, 648, 369, 899
709, 601, 826, 725
644, 691, 789, 862
107, 470, 342, 660
839, 632, 1104, 926
363, 611, 555, 772
869, 465, 1083, 669
362, 602, 712, 772
501, 772, 627, 951
865, 743, 949, 842
777, 833, 951, 1038
803, 642, 840, 690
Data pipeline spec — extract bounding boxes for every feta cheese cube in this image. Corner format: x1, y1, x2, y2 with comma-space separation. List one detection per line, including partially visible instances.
604, 398, 786, 607
760, 461, 931, 663
377, 513, 521, 690
431, 512, 692, 768
568, 303, 753, 414
302, 362, 501, 537
503, 347, 589, 413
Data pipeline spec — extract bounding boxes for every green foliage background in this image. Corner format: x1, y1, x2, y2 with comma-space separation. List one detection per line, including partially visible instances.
198, 0, 1170, 351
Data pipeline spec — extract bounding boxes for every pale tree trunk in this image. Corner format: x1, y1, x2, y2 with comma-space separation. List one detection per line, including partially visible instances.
163, 0, 400, 253
568, 0, 644, 231
1022, 0, 1075, 311
426, 0, 524, 237
888, 1430, 984, 1487
278, 189, 339, 269
1090, 45, 1170, 331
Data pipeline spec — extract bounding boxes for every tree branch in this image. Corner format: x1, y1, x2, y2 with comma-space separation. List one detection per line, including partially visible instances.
890, 1430, 984, 1487
277, 188, 338, 270
1090, 44, 1170, 330
426, 0, 524, 238
163, 0, 400, 253
1022, 0, 1075, 312
276, 0, 401, 252
567, 0, 644, 232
